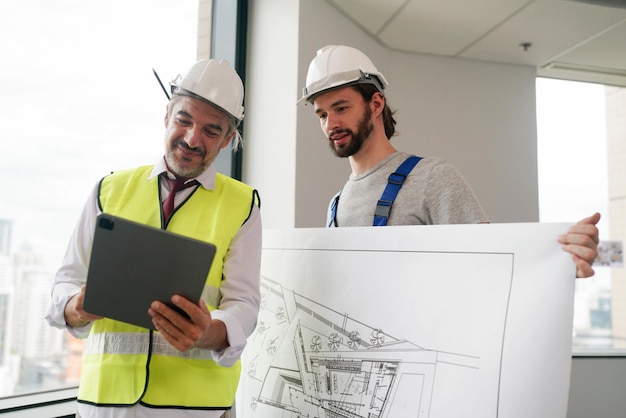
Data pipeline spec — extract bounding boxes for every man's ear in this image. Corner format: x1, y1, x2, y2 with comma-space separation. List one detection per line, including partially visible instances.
370, 91, 385, 117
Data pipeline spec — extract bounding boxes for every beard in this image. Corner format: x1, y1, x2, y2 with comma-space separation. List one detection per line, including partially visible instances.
164, 139, 210, 178
328, 104, 374, 158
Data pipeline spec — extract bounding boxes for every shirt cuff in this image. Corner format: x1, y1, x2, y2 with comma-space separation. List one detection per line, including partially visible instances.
68, 322, 94, 339
210, 309, 246, 367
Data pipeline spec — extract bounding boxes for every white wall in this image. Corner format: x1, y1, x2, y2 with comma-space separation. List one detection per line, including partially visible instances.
244, 0, 300, 228
246, 0, 539, 228
386, 53, 539, 224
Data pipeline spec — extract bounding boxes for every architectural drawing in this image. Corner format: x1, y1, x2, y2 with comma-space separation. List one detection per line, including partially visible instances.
241, 276, 479, 418
238, 225, 575, 418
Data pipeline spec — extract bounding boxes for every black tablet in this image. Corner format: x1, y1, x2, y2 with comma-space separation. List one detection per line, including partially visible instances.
83, 213, 217, 330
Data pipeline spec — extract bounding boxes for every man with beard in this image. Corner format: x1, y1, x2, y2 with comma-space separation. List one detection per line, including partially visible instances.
45, 59, 261, 418
299, 44, 599, 278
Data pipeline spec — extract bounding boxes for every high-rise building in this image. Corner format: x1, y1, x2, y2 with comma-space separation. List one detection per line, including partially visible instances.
0, 219, 14, 396
11, 249, 65, 393
0, 220, 12, 258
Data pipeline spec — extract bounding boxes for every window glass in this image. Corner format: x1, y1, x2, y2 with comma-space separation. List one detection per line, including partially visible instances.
0, 0, 198, 397
536, 77, 626, 354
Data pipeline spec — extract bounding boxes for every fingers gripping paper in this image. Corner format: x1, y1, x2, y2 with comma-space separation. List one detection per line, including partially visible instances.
237, 223, 575, 418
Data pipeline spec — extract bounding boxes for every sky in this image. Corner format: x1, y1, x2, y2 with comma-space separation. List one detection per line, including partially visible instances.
0, 0, 198, 265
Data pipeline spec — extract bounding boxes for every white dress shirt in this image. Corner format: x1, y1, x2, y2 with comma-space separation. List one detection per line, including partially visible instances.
46, 159, 262, 418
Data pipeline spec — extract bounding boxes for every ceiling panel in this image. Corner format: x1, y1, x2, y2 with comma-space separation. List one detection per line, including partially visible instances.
328, 0, 407, 34
325, 0, 626, 86
550, 22, 626, 70
379, 0, 530, 56
461, 0, 626, 66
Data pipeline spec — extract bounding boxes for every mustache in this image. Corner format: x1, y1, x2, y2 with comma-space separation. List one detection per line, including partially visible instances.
173, 139, 203, 154
329, 128, 351, 140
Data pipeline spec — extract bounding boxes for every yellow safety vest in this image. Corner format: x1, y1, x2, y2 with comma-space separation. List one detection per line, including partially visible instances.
78, 165, 258, 409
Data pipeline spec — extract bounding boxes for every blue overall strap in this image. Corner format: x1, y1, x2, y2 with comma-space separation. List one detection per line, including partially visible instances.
373, 155, 422, 226
328, 191, 341, 227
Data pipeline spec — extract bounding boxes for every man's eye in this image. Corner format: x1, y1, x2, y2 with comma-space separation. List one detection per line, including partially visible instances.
176, 118, 191, 126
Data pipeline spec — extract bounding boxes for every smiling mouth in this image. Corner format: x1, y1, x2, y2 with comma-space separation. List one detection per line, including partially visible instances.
330, 130, 350, 146
174, 140, 202, 157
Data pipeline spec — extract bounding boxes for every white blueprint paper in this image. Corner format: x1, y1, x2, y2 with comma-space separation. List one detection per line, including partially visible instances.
237, 223, 576, 418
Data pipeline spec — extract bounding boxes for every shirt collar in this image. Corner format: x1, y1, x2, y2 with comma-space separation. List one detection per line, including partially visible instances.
148, 157, 217, 190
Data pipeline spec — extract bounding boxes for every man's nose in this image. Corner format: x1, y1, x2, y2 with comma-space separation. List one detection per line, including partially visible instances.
326, 113, 340, 132
183, 126, 201, 148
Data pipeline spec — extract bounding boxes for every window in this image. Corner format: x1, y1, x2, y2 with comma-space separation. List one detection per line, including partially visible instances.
536, 77, 626, 354
0, 0, 199, 398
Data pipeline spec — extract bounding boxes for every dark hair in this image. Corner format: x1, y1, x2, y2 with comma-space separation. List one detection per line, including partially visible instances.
352, 84, 397, 139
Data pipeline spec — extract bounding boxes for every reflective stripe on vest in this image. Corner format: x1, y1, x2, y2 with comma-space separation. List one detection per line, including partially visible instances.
84, 332, 215, 360
78, 165, 256, 408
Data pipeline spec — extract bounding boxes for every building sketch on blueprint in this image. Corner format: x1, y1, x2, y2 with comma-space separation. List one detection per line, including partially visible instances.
241, 276, 479, 418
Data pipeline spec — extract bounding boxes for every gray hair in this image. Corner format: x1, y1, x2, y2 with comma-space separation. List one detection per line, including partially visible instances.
167, 94, 243, 151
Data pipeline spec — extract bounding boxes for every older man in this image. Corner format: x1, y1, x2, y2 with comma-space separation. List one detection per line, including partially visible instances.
46, 59, 261, 418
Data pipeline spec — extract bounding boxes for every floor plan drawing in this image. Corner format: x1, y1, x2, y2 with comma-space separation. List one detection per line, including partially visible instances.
241, 276, 479, 418
237, 225, 575, 418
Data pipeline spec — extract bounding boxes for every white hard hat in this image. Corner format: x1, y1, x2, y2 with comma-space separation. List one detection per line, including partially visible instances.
297, 45, 388, 105
170, 59, 244, 123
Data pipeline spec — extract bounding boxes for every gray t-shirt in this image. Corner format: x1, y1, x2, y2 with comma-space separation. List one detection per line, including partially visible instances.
327, 151, 488, 227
